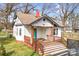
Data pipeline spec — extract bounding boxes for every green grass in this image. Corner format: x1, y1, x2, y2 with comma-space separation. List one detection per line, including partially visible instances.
0, 31, 8, 36
0, 31, 39, 56
3, 38, 39, 56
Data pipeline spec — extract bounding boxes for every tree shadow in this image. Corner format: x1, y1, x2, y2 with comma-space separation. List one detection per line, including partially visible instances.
6, 50, 15, 56
30, 51, 36, 56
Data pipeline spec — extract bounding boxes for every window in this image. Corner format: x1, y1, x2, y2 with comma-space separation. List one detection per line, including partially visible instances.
19, 28, 22, 36
43, 18, 45, 21
54, 28, 58, 35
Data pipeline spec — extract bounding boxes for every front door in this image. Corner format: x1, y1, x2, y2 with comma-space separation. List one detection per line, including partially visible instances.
33, 28, 37, 51
34, 28, 37, 41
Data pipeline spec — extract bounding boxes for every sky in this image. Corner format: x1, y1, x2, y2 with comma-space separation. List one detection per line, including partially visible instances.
32, 3, 58, 17
0, 3, 79, 22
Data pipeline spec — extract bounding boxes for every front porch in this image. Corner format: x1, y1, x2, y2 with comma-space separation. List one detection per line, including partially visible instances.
33, 26, 61, 42
31, 18, 66, 55
33, 39, 68, 56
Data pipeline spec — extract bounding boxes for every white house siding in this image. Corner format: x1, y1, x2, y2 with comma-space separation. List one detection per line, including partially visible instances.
24, 26, 31, 37
24, 26, 32, 44
14, 17, 22, 25
32, 18, 54, 40
13, 25, 25, 41
13, 17, 22, 37
13, 17, 32, 43
36, 27, 47, 39
32, 18, 53, 27
13, 17, 24, 41
32, 18, 62, 39
57, 27, 62, 37
16, 26, 24, 41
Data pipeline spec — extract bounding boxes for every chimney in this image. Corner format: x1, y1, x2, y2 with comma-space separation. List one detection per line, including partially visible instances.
36, 9, 40, 17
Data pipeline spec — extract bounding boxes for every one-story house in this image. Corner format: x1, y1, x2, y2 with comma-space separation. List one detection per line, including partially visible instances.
13, 12, 62, 48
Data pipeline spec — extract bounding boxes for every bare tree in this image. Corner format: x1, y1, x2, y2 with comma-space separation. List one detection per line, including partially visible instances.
58, 3, 79, 31
41, 3, 57, 16
23, 3, 37, 14
0, 3, 18, 30
71, 13, 79, 32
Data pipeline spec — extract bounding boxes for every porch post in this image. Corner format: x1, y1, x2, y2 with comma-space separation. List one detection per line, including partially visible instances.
31, 26, 34, 47
31, 26, 37, 52
52, 25, 55, 41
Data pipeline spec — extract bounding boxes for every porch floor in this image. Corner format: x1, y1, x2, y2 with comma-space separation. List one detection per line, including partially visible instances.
37, 40, 68, 56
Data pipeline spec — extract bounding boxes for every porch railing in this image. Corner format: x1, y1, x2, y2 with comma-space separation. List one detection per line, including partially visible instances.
34, 39, 44, 55
37, 40, 44, 55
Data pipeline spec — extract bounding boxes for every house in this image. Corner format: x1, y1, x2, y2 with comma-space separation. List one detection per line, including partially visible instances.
13, 12, 62, 48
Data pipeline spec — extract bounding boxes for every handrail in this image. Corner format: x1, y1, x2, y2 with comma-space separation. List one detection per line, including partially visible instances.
37, 40, 44, 55
39, 42, 44, 55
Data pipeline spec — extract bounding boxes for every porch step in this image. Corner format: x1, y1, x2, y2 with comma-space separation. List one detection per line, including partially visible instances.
39, 42, 68, 56
57, 52, 68, 56
48, 49, 68, 56
44, 47, 67, 54
44, 45, 67, 54
44, 45, 66, 50
42, 42, 63, 47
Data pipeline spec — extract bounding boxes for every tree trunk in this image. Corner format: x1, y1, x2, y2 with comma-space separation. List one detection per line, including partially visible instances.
62, 18, 67, 32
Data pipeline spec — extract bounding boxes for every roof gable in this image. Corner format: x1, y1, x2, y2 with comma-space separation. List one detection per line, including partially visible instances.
32, 17, 53, 27
14, 17, 23, 26
31, 16, 60, 27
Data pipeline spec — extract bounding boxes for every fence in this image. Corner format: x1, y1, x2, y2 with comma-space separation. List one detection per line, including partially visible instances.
61, 32, 79, 46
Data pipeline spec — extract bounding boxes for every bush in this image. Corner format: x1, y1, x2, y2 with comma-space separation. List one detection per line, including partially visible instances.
0, 44, 6, 56
9, 34, 13, 38
0, 27, 3, 32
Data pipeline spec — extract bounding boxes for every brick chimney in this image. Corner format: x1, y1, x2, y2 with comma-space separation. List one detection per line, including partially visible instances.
36, 9, 40, 17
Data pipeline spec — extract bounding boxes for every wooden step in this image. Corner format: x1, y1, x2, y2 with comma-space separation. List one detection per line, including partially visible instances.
44, 45, 66, 49
44, 44, 68, 55
46, 49, 68, 56
57, 52, 68, 56
44, 47, 66, 52
44, 48, 67, 54
38, 41, 68, 56
42, 42, 61, 46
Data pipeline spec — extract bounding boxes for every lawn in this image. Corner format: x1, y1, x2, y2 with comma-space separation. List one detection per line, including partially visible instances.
0, 31, 8, 36
4, 39, 39, 56
0, 32, 39, 56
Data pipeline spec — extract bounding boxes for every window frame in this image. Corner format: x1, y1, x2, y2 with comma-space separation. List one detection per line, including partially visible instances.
54, 27, 58, 35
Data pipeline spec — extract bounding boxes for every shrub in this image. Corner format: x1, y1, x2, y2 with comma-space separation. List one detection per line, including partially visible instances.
0, 27, 3, 32
9, 34, 13, 38
0, 44, 6, 56
6, 33, 12, 38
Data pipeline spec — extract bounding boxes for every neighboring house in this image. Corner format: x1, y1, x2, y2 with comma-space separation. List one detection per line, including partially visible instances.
13, 12, 62, 48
